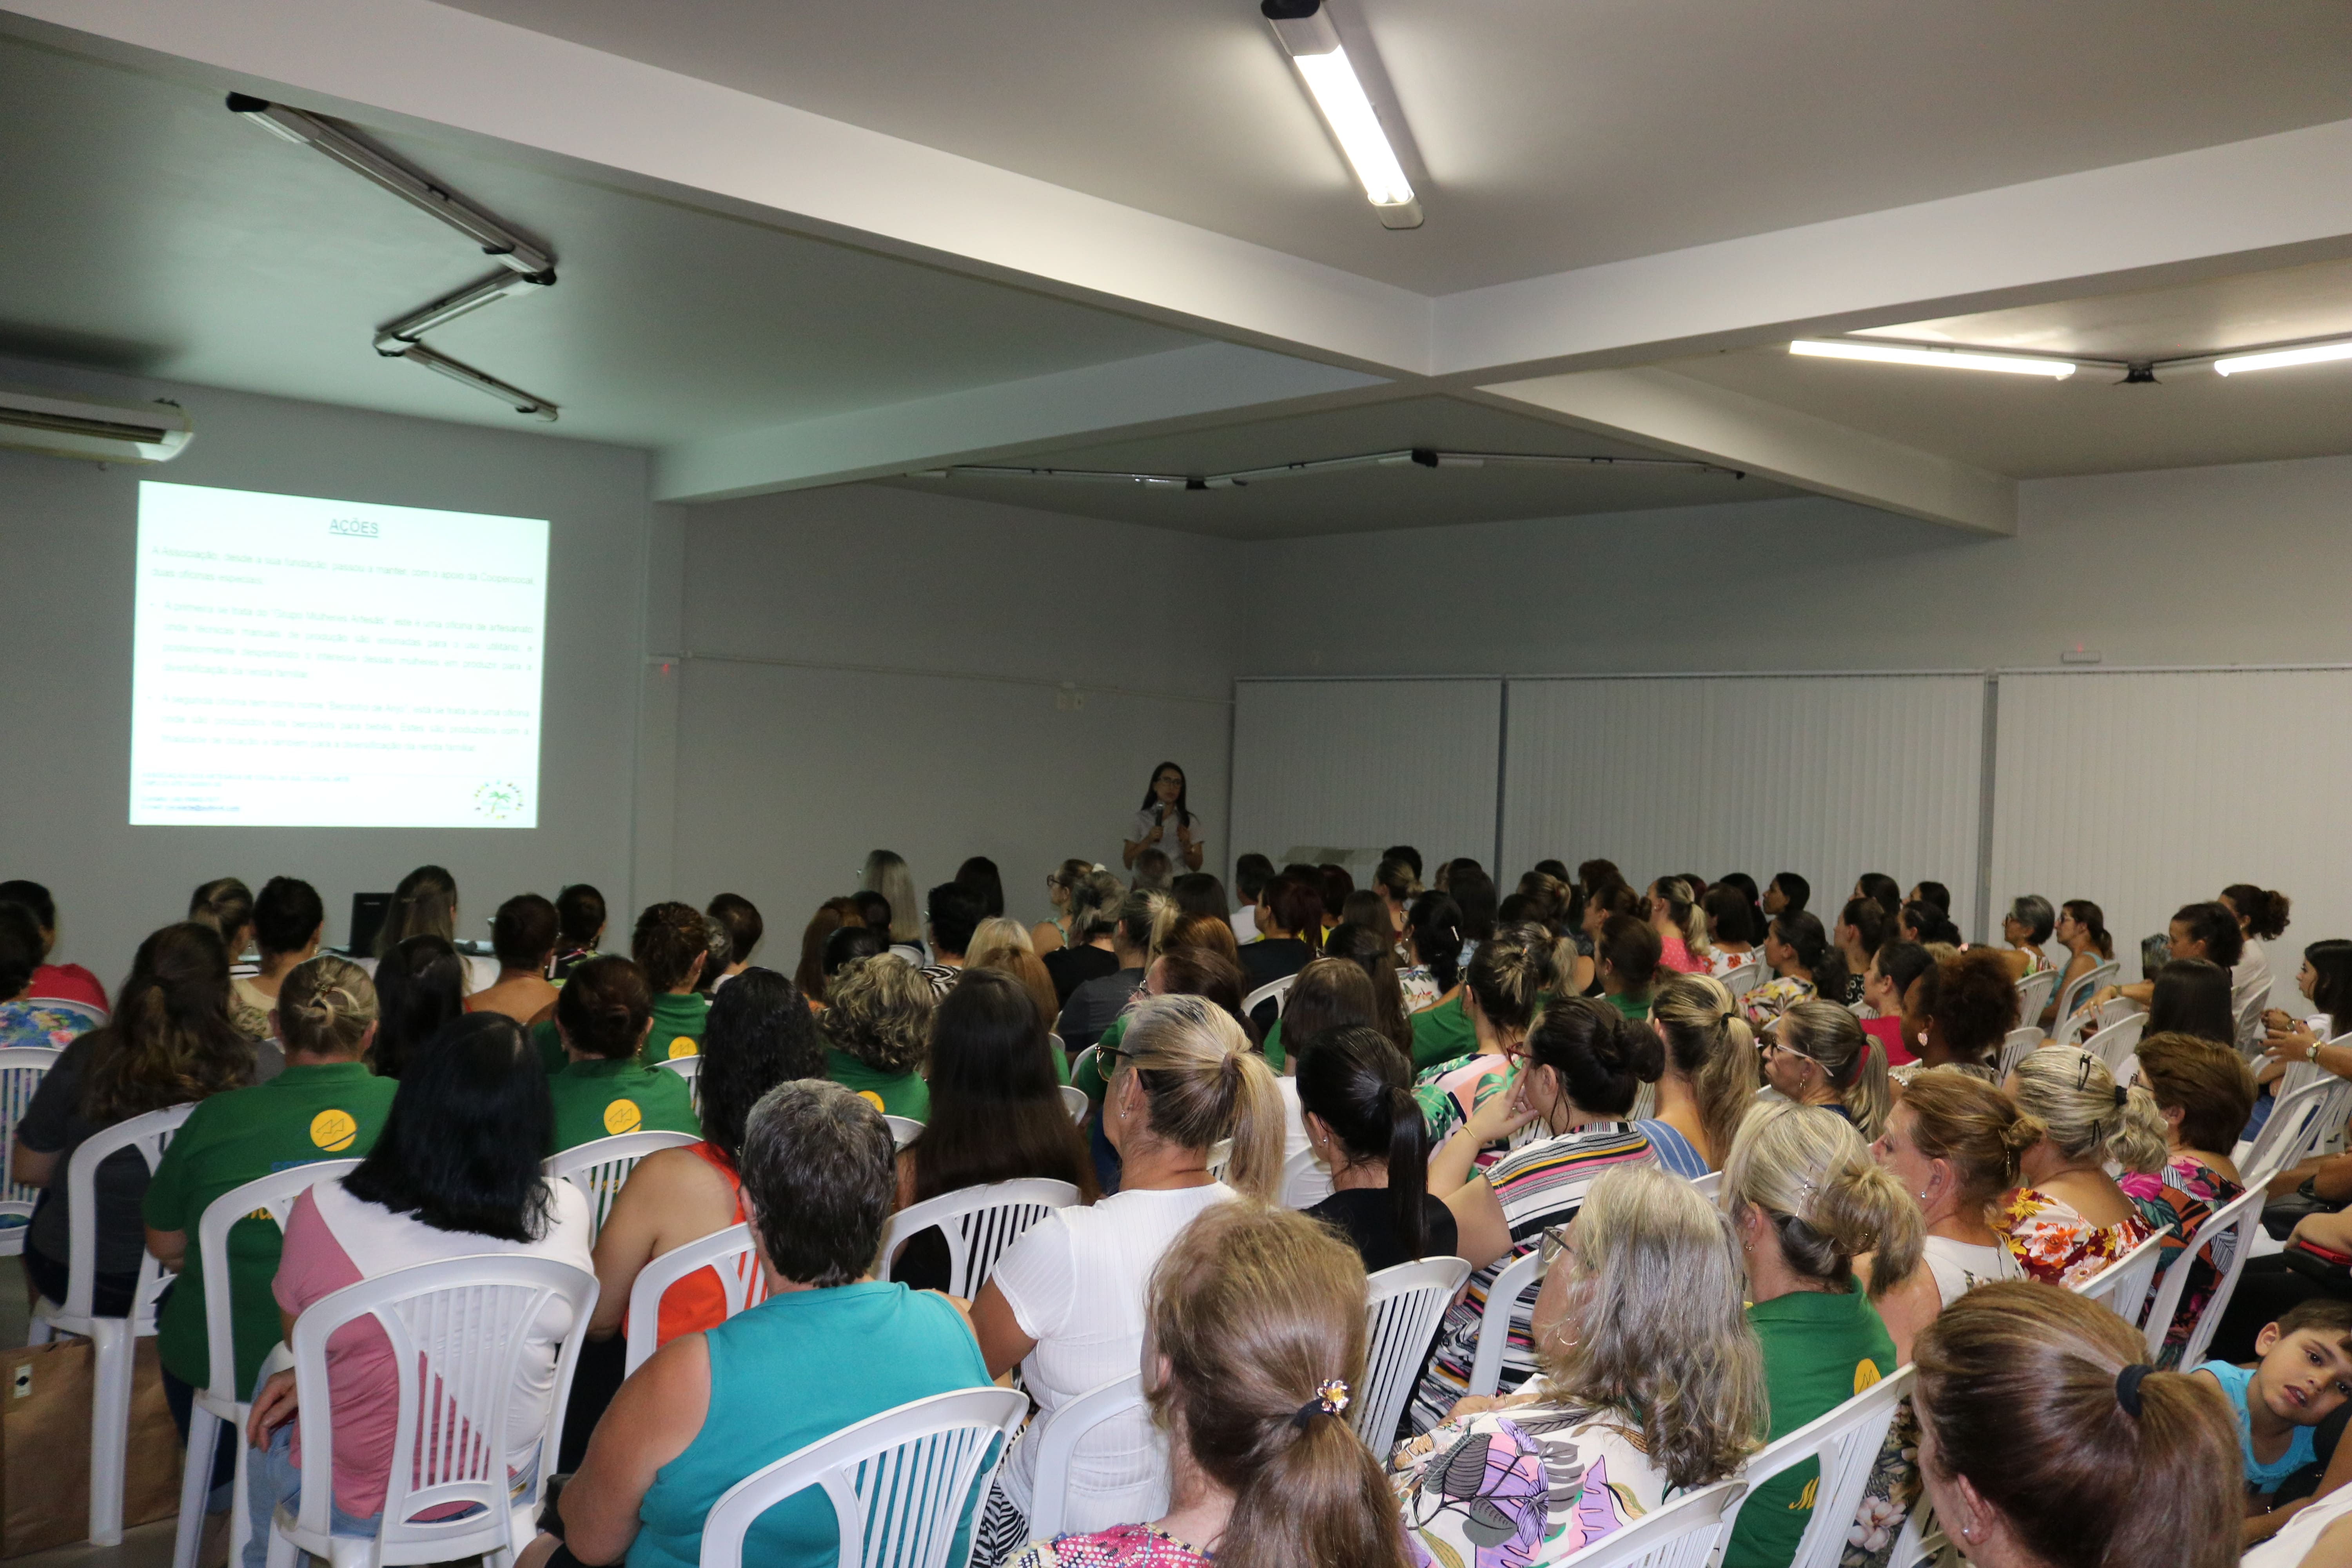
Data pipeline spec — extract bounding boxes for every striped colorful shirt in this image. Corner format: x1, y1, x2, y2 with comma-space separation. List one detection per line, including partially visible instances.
1412, 1051, 1518, 1166
1409, 1123, 1658, 1433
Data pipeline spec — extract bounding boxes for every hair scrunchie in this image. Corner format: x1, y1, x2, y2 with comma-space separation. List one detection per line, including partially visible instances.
1290, 1378, 1350, 1429
2112, 1084, 2128, 1107
2115, 1362, 2153, 1417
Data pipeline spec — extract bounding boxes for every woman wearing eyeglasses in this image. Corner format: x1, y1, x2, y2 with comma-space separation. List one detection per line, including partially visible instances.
1408, 996, 1662, 1432
1390, 1166, 1766, 1563
1995, 1045, 2163, 1289
1757, 1000, 1893, 1140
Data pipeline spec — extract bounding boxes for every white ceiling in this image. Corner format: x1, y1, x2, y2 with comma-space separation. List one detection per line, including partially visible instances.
430, 0, 2352, 295
0, 33, 1201, 446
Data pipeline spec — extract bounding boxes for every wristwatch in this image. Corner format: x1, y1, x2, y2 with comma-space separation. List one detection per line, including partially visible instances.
2312, 1039, 2326, 1063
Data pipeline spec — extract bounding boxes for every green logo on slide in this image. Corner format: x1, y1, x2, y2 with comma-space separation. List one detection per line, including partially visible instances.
473, 780, 524, 822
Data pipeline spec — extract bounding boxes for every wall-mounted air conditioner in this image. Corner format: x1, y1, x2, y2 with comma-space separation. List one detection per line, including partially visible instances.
0, 383, 193, 464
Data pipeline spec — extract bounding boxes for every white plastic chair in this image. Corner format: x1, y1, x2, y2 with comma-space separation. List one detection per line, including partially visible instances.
886, 1114, 924, 1150
1465, 1247, 1543, 1398
2014, 969, 2058, 1031
2136, 1185, 2264, 1364
2242, 1074, 2352, 1190
1719, 961, 1765, 1002
1025, 1372, 1158, 1541
1360, 1258, 1472, 1443
1687, 1169, 1723, 1203
2071, 1226, 2170, 1323
263, 1254, 598, 1568
1058, 1084, 1089, 1125
2237, 987, 2270, 1058
2054, 959, 2118, 1031
624, 1222, 769, 1375
1206, 1138, 1234, 1181
2081, 1011, 2147, 1079
659, 1054, 702, 1114
697, 1387, 1027, 1568
27, 1102, 194, 1544
1552, 1476, 1749, 1567
876, 1178, 1080, 1300
543, 1130, 700, 1242
1994, 1026, 2042, 1083
2053, 991, 2136, 1049
1725, 1365, 1915, 1568
1280, 1145, 1334, 1209
0, 1045, 62, 1260
171, 1159, 363, 1568
1241, 974, 1297, 1020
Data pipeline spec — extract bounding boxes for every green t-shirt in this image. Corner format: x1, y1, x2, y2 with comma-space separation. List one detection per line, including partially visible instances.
1408, 993, 1476, 1071
1603, 990, 1653, 1024
549, 1058, 701, 1151
141, 1062, 397, 1396
1722, 1284, 1899, 1568
646, 991, 710, 1065
826, 1047, 927, 1120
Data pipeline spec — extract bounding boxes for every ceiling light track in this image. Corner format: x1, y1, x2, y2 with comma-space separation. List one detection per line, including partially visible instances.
913, 447, 1745, 490
1796, 328, 2352, 384
226, 93, 561, 421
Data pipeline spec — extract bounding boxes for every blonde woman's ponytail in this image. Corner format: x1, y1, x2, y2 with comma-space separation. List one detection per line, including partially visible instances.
2107, 1080, 2170, 1176
2011, 1047, 2168, 1177
278, 955, 378, 1056
1826, 1157, 1926, 1295
1723, 1100, 1926, 1293
1120, 993, 1283, 1198
1220, 1047, 1286, 1201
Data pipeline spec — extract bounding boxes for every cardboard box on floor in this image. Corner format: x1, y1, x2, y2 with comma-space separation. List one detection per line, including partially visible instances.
2, 1338, 183, 1557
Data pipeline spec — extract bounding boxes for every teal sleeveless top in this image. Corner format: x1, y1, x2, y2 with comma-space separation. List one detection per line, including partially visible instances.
628, 1281, 993, 1568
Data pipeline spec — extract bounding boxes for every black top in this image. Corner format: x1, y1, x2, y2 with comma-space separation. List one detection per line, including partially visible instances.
1305, 1187, 1461, 1276
1239, 937, 1314, 994
1044, 943, 1120, 1007
1058, 968, 1146, 1053
18, 1034, 153, 1277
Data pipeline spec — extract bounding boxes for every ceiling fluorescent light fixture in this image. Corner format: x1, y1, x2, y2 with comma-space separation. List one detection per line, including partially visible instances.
2212, 339, 2352, 376
1263, 1, 1422, 229
1790, 339, 2074, 378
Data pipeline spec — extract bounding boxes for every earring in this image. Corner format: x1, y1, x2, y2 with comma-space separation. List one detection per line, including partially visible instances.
1918, 1191, 1929, 1200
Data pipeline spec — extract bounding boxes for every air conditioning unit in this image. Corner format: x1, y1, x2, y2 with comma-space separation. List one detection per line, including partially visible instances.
0, 383, 193, 464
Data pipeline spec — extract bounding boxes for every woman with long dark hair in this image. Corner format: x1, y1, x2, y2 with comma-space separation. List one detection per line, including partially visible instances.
887, 970, 1097, 1291
2045, 897, 2115, 1028
1316, 921, 1414, 1063
370, 933, 466, 1079
240, 1014, 592, 1568
1742, 910, 1848, 1032
14, 922, 252, 1317
1295, 1025, 1453, 1271
1123, 761, 1205, 874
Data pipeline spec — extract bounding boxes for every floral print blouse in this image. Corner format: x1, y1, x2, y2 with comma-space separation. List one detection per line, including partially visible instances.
1996, 1187, 2157, 1288
1742, 975, 1816, 1031
2119, 1155, 2246, 1366
1391, 1389, 1674, 1568
1006, 1525, 1210, 1568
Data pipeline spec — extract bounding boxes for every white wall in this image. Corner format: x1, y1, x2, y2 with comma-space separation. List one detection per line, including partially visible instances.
661, 485, 1243, 946
0, 358, 660, 989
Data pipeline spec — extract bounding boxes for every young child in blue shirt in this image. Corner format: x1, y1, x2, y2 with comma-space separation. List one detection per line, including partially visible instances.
2196, 1298, 2352, 1548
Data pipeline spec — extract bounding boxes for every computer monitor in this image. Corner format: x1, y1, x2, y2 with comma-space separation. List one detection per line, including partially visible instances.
348, 892, 392, 956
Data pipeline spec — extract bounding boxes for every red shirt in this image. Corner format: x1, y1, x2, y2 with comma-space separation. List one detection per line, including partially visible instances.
26, 964, 105, 1013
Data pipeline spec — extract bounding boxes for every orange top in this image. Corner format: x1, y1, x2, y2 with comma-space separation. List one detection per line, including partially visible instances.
651, 1142, 749, 1347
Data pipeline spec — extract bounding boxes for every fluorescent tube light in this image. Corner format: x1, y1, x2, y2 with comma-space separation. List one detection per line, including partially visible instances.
2212, 340, 2352, 376
1790, 340, 2075, 378
1264, 2, 1421, 228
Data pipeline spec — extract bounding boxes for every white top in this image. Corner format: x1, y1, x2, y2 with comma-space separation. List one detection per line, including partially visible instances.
1919, 1234, 2023, 1305
2243, 1473, 2352, 1568
1230, 905, 1258, 944
2235, 938, 2273, 1049
989, 1182, 1237, 1524
1125, 806, 1204, 866
1276, 1076, 1312, 1167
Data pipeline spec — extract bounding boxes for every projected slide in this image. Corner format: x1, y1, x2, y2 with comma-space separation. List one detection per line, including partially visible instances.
129, 481, 548, 828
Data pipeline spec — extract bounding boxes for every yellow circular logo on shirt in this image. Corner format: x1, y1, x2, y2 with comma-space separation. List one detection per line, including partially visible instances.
667, 1038, 699, 1060
309, 1109, 358, 1152
856, 1090, 885, 1112
602, 1099, 643, 1135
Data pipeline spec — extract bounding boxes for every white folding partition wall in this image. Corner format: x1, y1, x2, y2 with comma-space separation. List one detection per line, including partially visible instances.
1230, 679, 1503, 878
1501, 676, 1989, 923
1991, 669, 2352, 1007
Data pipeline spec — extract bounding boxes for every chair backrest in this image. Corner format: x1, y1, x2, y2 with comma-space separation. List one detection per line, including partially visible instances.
624, 1222, 769, 1375
63, 1102, 194, 1324
1720, 961, 1765, 1001
2236, 987, 2270, 1058
2081, 1012, 2147, 1078
1360, 1257, 1472, 1443
2014, 969, 2058, 1028
194, 1158, 364, 1400
2244, 1075, 2352, 1190
885, 1115, 924, 1151
544, 1130, 701, 1241
1280, 1145, 1334, 1209
659, 1054, 702, 1114
1992, 1026, 2042, 1083
287, 1255, 598, 1560
1241, 973, 1297, 1020
2136, 1184, 2264, 1363
698, 1387, 1028, 1568
1552, 1476, 1749, 1568
0, 1046, 63, 1227
1024, 1373, 1156, 1541
1686, 1169, 1723, 1202
1206, 1138, 1234, 1181
2055, 958, 2119, 1029
1058, 1084, 1089, 1126
876, 1178, 1080, 1301
1730, 1364, 1915, 1568
1466, 1246, 1543, 1398
2071, 1226, 2170, 1323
